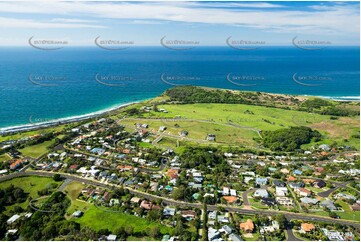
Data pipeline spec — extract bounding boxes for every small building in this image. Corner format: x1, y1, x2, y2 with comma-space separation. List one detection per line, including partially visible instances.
163, 207, 176, 216
229, 233, 243, 241
7, 214, 20, 224
261, 197, 277, 206
276, 197, 294, 206
255, 177, 268, 186
313, 180, 326, 188
181, 210, 197, 219
72, 210, 83, 218
106, 234, 117, 241
207, 134, 216, 141
320, 199, 337, 211
295, 187, 311, 197
159, 126, 167, 132
254, 189, 269, 198
240, 219, 254, 233
300, 223, 315, 233
273, 180, 286, 187
300, 197, 319, 205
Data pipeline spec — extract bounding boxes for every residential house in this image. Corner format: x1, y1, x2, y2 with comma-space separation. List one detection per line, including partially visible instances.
208, 227, 220, 241
313, 180, 326, 189
295, 187, 311, 197
276, 197, 294, 206
130, 197, 141, 204
261, 197, 277, 206
223, 196, 238, 204
255, 177, 268, 186
300, 223, 315, 233
254, 189, 269, 198
221, 225, 234, 234
229, 233, 243, 241
300, 197, 319, 206
181, 210, 197, 220
240, 219, 254, 233
351, 203, 360, 211
293, 170, 302, 176
163, 207, 176, 216
289, 182, 305, 190
320, 199, 337, 211
275, 186, 288, 197
140, 200, 160, 210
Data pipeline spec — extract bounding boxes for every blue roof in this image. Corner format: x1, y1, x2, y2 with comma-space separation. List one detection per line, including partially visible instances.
293, 169, 302, 175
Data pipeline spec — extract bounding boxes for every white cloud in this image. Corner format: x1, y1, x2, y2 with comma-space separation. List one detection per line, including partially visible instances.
0, 1, 358, 36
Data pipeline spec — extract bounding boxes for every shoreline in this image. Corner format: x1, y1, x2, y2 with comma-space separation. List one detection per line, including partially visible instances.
0, 92, 359, 135
0, 101, 140, 135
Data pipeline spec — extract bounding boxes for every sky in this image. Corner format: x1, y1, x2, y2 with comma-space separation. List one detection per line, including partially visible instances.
0, 1, 359, 46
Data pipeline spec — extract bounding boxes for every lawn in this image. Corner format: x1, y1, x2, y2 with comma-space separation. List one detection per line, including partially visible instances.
0, 153, 11, 162
121, 102, 359, 149
248, 197, 269, 210
19, 139, 56, 158
63, 181, 91, 217
119, 118, 257, 146
0, 176, 62, 213
74, 205, 173, 235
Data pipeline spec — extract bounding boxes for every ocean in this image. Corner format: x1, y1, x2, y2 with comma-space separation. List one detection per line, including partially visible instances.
0, 46, 359, 130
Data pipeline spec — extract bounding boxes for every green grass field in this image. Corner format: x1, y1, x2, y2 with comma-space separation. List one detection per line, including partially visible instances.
18, 139, 56, 158
0, 153, 11, 162
0, 176, 62, 213
74, 205, 173, 235
127, 103, 359, 149
63, 181, 91, 217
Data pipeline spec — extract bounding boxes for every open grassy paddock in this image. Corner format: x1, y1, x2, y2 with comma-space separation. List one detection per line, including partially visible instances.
122, 103, 359, 149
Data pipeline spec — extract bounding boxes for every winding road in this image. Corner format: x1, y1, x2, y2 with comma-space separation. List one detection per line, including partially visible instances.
1, 170, 359, 229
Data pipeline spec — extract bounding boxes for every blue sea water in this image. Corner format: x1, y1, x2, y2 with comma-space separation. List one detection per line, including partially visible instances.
0, 46, 359, 129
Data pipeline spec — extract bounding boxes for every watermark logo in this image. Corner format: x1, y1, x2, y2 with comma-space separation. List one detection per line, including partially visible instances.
292, 73, 331, 87
28, 74, 67, 86
226, 36, 265, 50
160, 36, 199, 50
160, 73, 200, 86
28, 115, 57, 124
95, 73, 132, 87
94, 36, 134, 50
292, 36, 331, 50
226, 73, 265, 86
28, 36, 68, 50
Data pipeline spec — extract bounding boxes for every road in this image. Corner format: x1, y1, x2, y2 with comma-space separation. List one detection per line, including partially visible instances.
1, 170, 359, 229
242, 188, 253, 207
285, 226, 302, 241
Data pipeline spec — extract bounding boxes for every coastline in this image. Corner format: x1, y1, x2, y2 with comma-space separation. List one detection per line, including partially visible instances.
0, 101, 140, 135
0, 91, 359, 135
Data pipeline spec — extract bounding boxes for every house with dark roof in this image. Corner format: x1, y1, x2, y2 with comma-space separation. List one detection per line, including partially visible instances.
313, 180, 326, 188
261, 197, 277, 206
273, 180, 285, 187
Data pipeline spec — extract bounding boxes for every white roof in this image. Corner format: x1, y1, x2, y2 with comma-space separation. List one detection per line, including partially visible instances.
7, 214, 20, 224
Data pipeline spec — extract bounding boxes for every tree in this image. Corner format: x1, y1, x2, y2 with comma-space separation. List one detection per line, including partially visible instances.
53, 174, 62, 182
174, 219, 184, 236
273, 214, 286, 229
148, 226, 160, 238
125, 226, 134, 236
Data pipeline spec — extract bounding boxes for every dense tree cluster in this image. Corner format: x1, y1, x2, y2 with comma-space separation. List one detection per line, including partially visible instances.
262, 126, 322, 151
0, 185, 27, 210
